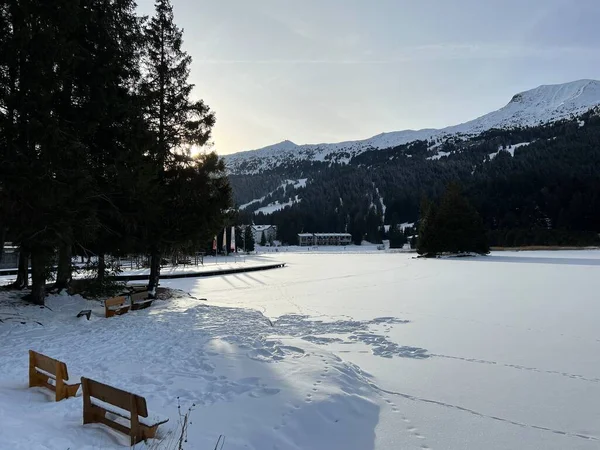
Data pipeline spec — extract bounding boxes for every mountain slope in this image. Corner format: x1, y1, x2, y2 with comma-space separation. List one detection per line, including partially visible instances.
226, 80, 600, 174
233, 110, 600, 247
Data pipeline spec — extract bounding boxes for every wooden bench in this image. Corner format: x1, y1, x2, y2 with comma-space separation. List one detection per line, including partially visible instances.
29, 350, 81, 401
105, 296, 130, 318
130, 291, 153, 310
81, 377, 169, 446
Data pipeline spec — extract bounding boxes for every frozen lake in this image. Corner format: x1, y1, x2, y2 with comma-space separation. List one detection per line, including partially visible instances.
163, 250, 600, 449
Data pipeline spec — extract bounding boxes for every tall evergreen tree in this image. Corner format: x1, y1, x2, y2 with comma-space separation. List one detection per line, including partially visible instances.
141, 0, 219, 296
0, 0, 74, 303
78, 0, 148, 286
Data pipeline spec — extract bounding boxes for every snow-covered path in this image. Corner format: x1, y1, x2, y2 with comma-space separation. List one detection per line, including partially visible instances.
163, 250, 600, 449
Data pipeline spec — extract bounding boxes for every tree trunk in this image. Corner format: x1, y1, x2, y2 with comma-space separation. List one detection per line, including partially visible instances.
55, 242, 72, 291
148, 247, 161, 299
30, 247, 49, 305
13, 247, 30, 289
97, 253, 106, 285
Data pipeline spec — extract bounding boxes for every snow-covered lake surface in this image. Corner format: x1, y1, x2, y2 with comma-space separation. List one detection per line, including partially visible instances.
2, 250, 600, 449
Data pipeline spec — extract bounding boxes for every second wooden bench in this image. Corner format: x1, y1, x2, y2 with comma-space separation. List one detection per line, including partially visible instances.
82, 377, 168, 446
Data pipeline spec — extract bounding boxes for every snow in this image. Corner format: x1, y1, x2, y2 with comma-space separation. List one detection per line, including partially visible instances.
254, 196, 300, 215
427, 150, 451, 160
239, 196, 265, 210
375, 187, 386, 215
251, 225, 272, 232
239, 179, 306, 211
0, 288, 378, 449
90, 397, 169, 427
167, 250, 600, 449
384, 222, 414, 233
293, 178, 308, 189
226, 80, 600, 174
255, 244, 384, 254
3, 250, 600, 449
0, 256, 270, 286
489, 142, 531, 160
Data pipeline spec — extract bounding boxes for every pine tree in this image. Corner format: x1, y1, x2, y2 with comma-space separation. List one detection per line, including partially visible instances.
388, 223, 407, 249
435, 183, 489, 254
417, 196, 438, 256
141, 0, 217, 297
244, 226, 255, 252
260, 231, 267, 246
0, 1, 79, 303
417, 184, 489, 256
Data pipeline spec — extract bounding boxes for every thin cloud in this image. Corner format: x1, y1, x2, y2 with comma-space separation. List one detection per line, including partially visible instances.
193, 59, 399, 65
193, 43, 600, 65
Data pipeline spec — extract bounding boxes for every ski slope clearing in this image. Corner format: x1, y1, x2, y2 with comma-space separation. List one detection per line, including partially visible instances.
2, 250, 600, 449
254, 196, 300, 215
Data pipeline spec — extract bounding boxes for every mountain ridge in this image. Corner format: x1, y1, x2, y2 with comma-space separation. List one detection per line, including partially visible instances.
225, 79, 600, 174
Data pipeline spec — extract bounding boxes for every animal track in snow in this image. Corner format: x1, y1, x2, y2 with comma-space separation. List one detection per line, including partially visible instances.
433, 353, 600, 384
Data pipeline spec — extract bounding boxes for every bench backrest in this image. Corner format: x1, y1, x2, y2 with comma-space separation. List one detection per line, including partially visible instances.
130, 291, 148, 302
82, 377, 148, 417
105, 296, 126, 308
30, 350, 68, 380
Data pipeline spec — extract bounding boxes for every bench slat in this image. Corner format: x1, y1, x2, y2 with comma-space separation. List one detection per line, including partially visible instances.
131, 292, 148, 302
31, 351, 59, 378
91, 398, 168, 427
84, 378, 148, 417
131, 300, 153, 311
105, 296, 127, 308
105, 296, 130, 318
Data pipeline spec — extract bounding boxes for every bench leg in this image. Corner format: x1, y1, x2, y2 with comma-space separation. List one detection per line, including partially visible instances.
56, 379, 66, 402
65, 383, 81, 398
140, 424, 160, 441
82, 378, 94, 424
28, 351, 42, 388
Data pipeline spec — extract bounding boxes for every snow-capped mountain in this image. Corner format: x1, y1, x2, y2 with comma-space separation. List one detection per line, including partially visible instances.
226, 80, 600, 174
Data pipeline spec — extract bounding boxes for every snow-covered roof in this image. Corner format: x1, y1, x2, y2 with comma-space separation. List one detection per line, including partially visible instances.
252, 225, 276, 232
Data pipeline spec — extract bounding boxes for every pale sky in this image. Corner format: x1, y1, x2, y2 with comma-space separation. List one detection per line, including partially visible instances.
137, 0, 600, 155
